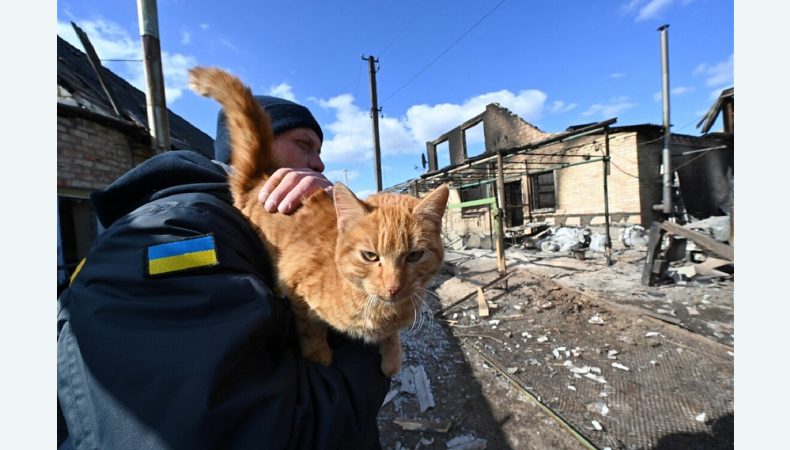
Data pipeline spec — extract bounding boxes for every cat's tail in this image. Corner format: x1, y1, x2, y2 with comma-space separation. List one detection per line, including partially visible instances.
188, 66, 275, 195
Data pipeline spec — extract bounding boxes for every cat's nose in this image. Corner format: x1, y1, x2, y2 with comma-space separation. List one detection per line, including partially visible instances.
387, 286, 401, 296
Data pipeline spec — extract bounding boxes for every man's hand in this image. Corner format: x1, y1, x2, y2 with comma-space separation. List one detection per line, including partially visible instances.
258, 168, 333, 214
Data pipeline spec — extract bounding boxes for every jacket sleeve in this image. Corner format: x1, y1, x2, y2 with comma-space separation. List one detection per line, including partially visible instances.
57, 192, 389, 450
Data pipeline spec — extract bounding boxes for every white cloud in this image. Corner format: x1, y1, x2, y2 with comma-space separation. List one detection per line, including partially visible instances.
58, 18, 197, 103
354, 190, 376, 200
219, 38, 237, 50
636, 0, 674, 21
693, 54, 734, 100
314, 88, 569, 166
325, 169, 359, 184
581, 96, 637, 118
694, 54, 734, 88
267, 83, 297, 102
316, 94, 377, 163
405, 89, 548, 145
652, 85, 695, 102
199, 23, 210, 30
181, 31, 191, 45
620, 0, 644, 15
609, 72, 626, 79
621, 0, 696, 21
547, 100, 577, 114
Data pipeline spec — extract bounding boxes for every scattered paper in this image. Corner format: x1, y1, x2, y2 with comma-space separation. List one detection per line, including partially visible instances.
570, 365, 591, 374
585, 373, 607, 384
611, 362, 630, 371
588, 314, 605, 325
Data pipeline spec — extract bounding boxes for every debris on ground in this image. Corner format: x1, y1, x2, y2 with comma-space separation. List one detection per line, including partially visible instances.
378, 232, 733, 449
445, 433, 488, 450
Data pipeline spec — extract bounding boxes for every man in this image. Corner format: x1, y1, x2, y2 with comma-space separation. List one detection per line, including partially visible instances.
57, 96, 389, 449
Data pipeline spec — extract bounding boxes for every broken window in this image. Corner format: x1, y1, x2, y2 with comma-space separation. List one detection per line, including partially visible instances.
530, 171, 556, 210
463, 121, 486, 159
436, 140, 450, 170
459, 182, 493, 217
504, 181, 524, 227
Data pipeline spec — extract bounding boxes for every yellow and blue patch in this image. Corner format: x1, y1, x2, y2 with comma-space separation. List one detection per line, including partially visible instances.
146, 234, 219, 276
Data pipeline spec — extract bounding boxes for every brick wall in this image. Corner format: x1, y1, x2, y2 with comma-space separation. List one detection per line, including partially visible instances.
484, 104, 552, 152
519, 133, 645, 226
57, 115, 152, 194
426, 104, 551, 171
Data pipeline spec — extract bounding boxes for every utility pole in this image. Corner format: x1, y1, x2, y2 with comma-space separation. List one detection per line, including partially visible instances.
343, 169, 349, 185
137, 0, 170, 153
363, 55, 383, 192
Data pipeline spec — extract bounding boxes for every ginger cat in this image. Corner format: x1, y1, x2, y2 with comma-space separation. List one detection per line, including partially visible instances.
189, 67, 448, 376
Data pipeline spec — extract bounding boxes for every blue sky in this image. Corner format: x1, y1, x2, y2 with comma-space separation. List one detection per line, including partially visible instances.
57, 0, 733, 197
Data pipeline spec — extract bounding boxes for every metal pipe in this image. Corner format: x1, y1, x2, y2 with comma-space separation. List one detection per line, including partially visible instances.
495, 151, 507, 273
137, 0, 170, 153
658, 24, 672, 215
603, 128, 612, 266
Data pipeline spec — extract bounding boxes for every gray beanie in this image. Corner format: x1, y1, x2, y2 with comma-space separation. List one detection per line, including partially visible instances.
214, 95, 323, 164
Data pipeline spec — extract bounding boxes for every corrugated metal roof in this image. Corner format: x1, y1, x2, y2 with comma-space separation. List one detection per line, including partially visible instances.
57, 36, 214, 157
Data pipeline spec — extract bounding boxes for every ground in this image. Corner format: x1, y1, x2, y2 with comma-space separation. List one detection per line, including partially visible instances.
377, 236, 734, 450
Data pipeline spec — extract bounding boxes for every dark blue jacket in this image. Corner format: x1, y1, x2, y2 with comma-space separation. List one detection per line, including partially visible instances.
57, 150, 388, 450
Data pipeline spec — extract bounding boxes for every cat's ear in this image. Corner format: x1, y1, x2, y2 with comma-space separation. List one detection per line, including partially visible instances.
414, 184, 449, 225
334, 183, 368, 232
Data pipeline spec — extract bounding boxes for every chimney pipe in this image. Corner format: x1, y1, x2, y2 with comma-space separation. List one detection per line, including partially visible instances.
657, 24, 672, 215
137, 0, 170, 153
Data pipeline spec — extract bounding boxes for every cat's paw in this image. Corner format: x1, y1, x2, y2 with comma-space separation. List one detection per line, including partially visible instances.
306, 346, 333, 367
380, 354, 402, 377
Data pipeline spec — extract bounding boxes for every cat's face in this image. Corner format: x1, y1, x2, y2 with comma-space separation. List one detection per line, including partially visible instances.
334, 185, 448, 330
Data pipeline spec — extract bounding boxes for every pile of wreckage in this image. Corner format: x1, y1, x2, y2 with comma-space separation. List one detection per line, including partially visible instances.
443, 214, 733, 287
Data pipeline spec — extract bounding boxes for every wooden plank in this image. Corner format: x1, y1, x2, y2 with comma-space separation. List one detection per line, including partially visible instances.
476, 287, 490, 318
660, 221, 733, 262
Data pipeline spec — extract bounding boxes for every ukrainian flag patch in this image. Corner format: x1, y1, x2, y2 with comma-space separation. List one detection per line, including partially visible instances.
146, 234, 219, 276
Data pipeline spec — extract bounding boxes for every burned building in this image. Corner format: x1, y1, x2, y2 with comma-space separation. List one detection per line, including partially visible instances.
396, 103, 732, 249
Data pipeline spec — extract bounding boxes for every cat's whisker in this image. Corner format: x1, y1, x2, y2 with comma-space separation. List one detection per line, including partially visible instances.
368, 294, 377, 328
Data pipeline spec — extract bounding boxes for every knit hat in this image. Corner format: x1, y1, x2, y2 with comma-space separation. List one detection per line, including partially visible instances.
214, 95, 323, 164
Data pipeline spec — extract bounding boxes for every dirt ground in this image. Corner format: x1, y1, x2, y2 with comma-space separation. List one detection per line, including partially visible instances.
377, 238, 733, 450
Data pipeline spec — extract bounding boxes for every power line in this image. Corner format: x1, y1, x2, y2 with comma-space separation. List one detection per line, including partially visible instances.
380, 0, 508, 106
378, 10, 422, 57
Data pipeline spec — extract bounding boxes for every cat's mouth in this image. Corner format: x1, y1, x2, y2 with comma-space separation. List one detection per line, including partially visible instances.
372, 291, 409, 304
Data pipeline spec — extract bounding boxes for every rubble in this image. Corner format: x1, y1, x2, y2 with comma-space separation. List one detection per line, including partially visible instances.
393, 418, 452, 433
684, 215, 730, 243
378, 244, 733, 450
620, 225, 648, 248
446, 434, 488, 450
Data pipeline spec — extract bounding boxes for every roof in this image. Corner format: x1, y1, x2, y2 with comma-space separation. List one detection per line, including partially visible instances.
696, 87, 734, 134
57, 36, 214, 157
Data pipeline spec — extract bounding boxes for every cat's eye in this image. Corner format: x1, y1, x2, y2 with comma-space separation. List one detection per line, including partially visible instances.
360, 251, 380, 262
406, 250, 424, 262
